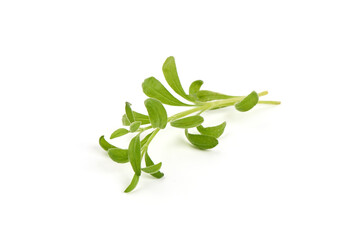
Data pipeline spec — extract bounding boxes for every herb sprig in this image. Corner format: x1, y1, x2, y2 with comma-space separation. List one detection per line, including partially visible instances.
99, 56, 280, 192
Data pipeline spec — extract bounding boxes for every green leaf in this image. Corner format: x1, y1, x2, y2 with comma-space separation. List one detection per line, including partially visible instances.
150, 172, 164, 179
142, 162, 162, 174
196, 122, 226, 138
122, 114, 130, 126
170, 116, 204, 129
144, 98, 168, 129
108, 148, 129, 163
185, 129, 218, 150
125, 102, 135, 123
162, 56, 192, 101
141, 131, 154, 146
196, 90, 235, 102
99, 135, 117, 151
110, 128, 129, 139
189, 80, 203, 99
235, 91, 259, 112
145, 152, 164, 178
130, 121, 141, 132
133, 112, 150, 125
124, 174, 140, 193
122, 112, 150, 126
128, 135, 141, 176
142, 77, 191, 106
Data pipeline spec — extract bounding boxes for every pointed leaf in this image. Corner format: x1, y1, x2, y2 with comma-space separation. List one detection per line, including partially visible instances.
235, 91, 259, 112
170, 116, 204, 128
162, 56, 192, 101
142, 77, 191, 106
196, 90, 235, 102
142, 162, 162, 174
99, 135, 117, 151
196, 122, 226, 138
108, 148, 129, 163
125, 102, 135, 123
185, 129, 218, 150
144, 98, 168, 129
128, 135, 141, 176
110, 128, 129, 139
145, 152, 164, 178
130, 121, 141, 132
124, 174, 140, 193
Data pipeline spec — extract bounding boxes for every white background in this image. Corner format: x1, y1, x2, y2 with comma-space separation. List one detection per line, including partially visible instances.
1, 0, 359, 239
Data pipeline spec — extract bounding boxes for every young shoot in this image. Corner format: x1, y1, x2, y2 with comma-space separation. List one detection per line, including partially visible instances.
99, 56, 280, 192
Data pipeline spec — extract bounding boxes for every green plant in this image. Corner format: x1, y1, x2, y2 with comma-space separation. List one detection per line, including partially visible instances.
99, 56, 280, 192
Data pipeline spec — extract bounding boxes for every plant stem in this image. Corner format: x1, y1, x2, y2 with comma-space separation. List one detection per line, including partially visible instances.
258, 91, 268, 97
258, 100, 281, 105
138, 125, 153, 133
141, 128, 160, 157
141, 91, 280, 153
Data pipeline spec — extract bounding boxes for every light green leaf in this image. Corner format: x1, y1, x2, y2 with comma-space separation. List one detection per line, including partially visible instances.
122, 111, 150, 126
144, 98, 168, 129
185, 129, 218, 150
170, 116, 204, 129
122, 114, 130, 126
124, 174, 140, 193
235, 91, 259, 112
133, 112, 150, 124
128, 135, 141, 176
108, 148, 129, 163
196, 90, 234, 102
162, 56, 192, 101
110, 128, 129, 139
142, 77, 191, 106
142, 162, 162, 174
189, 80, 203, 98
196, 122, 226, 138
125, 102, 135, 123
130, 121, 141, 132
99, 135, 117, 151
145, 152, 164, 178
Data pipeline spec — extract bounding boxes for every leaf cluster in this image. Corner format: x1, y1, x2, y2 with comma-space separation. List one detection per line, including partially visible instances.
99, 56, 279, 192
